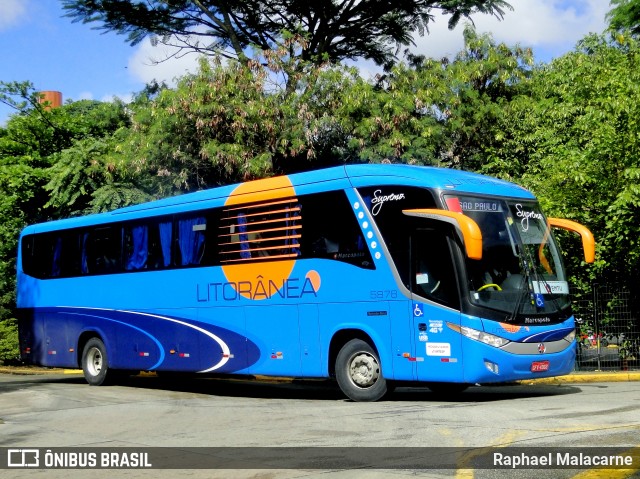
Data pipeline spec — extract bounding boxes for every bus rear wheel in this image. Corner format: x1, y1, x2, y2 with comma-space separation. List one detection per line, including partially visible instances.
335, 339, 388, 402
82, 338, 112, 386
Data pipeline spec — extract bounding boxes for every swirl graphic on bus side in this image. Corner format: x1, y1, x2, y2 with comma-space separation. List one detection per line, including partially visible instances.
120, 310, 232, 372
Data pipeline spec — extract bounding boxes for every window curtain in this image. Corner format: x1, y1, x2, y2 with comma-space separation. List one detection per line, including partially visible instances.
81, 233, 89, 274
178, 217, 206, 265
238, 214, 250, 259
285, 206, 301, 256
126, 225, 148, 270
51, 237, 62, 277
159, 221, 173, 267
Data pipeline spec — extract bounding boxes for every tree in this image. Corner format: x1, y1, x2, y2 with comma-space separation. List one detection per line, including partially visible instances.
102, 43, 350, 194
607, 0, 640, 36
0, 84, 131, 361
409, 26, 534, 170
481, 33, 640, 313
1, 81, 130, 157
100, 28, 536, 197
0, 159, 48, 363
328, 26, 532, 168
61, 0, 511, 67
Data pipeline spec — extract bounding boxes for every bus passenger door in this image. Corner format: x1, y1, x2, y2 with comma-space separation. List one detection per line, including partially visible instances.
410, 229, 464, 382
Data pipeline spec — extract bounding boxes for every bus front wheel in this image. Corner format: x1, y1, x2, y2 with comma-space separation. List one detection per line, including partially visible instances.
335, 339, 388, 402
81, 338, 111, 386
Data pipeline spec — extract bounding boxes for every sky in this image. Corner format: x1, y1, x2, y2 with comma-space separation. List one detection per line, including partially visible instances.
0, 0, 610, 125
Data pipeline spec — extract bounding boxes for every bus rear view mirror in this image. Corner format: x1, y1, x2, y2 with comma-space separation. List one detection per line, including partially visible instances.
403, 209, 483, 260
548, 218, 595, 263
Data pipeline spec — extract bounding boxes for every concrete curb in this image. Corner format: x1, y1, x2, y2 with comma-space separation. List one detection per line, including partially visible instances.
517, 371, 640, 385
1, 367, 639, 384
0, 367, 83, 376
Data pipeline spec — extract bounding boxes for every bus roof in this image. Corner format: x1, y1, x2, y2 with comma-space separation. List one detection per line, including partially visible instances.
344, 164, 533, 197
21, 164, 534, 235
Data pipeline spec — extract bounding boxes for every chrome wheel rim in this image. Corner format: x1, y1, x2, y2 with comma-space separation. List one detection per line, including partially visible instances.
348, 352, 380, 388
86, 347, 103, 377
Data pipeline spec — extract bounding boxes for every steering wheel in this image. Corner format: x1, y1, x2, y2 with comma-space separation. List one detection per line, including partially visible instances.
477, 283, 502, 292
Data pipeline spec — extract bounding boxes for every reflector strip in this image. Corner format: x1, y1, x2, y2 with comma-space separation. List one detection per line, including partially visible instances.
445, 197, 463, 213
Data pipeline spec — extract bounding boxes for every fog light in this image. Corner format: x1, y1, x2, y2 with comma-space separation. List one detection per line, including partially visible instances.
484, 360, 499, 375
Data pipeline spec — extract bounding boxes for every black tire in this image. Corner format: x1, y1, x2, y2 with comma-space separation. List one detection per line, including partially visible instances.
81, 337, 112, 386
335, 339, 388, 402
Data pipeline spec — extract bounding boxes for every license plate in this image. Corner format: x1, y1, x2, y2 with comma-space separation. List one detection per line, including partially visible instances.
531, 361, 550, 372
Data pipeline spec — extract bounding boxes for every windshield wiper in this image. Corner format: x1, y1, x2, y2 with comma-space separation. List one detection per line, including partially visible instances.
507, 243, 545, 322
521, 241, 562, 315
505, 246, 530, 322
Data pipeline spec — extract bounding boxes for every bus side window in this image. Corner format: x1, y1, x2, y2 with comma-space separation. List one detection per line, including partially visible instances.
155, 220, 174, 268
218, 199, 301, 263
177, 215, 207, 266
50, 232, 82, 278
124, 224, 148, 271
22, 234, 46, 278
300, 191, 374, 269
81, 227, 121, 275
51, 236, 62, 277
411, 229, 460, 309
123, 219, 176, 271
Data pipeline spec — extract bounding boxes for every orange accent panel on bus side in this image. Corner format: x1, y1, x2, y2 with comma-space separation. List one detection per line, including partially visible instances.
224, 176, 297, 206
222, 176, 298, 299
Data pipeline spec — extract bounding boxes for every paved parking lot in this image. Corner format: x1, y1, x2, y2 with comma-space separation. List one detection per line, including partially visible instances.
1, 371, 639, 478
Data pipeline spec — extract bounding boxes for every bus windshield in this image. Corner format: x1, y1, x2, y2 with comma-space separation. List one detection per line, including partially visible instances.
445, 195, 570, 323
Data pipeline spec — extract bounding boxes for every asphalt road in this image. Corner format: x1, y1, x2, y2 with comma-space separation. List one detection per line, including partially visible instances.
1, 372, 639, 479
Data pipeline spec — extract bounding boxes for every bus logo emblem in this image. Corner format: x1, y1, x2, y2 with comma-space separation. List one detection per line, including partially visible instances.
538, 343, 546, 354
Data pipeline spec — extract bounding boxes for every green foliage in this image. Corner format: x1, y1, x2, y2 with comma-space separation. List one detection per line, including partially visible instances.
0, 155, 49, 328
0, 318, 19, 364
411, 26, 534, 170
483, 32, 640, 310
45, 137, 154, 215
45, 138, 114, 215
107, 43, 352, 192
1, 82, 129, 158
105, 28, 532, 196
0, 84, 133, 360
110, 57, 282, 193
607, 0, 640, 36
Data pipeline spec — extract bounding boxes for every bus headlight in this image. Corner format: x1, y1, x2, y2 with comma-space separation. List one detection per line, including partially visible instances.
565, 329, 576, 342
447, 323, 510, 348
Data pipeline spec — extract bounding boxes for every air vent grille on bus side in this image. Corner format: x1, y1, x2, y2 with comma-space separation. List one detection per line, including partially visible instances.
218, 198, 302, 263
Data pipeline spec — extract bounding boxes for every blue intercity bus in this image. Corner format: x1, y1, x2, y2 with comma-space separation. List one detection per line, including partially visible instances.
16, 165, 594, 401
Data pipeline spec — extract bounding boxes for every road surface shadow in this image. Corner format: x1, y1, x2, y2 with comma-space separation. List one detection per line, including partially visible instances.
0, 372, 584, 402
111, 373, 584, 402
